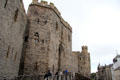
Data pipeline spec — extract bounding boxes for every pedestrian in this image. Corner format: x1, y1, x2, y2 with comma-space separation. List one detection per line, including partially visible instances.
44, 73, 48, 80
44, 70, 52, 80
55, 71, 59, 80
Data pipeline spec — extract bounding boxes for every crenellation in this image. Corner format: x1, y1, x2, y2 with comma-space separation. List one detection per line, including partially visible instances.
32, 0, 38, 4
40, 1, 48, 6
30, 1, 72, 32
50, 2, 54, 6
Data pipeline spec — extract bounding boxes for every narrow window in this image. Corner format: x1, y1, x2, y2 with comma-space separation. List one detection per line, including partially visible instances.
14, 52, 17, 61
42, 39, 44, 44
37, 18, 40, 23
14, 9, 19, 22
56, 22, 58, 30
80, 57, 81, 60
34, 62, 38, 71
34, 32, 39, 37
24, 36, 29, 42
44, 20, 47, 24
52, 65, 55, 73
34, 32, 39, 43
6, 45, 10, 58
4, 0, 8, 8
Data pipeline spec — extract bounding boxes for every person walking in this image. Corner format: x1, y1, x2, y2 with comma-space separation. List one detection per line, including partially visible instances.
44, 70, 52, 80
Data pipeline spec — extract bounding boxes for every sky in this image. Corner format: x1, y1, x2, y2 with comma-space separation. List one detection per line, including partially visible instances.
23, 0, 120, 72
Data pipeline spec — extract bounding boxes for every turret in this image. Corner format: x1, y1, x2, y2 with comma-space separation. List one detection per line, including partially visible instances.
78, 46, 91, 78
81, 45, 88, 53
98, 63, 100, 70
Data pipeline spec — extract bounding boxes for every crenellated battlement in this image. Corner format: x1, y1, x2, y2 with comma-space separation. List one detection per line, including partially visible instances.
32, 0, 38, 4
30, 1, 72, 32
40, 1, 48, 6
82, 45, 88, 50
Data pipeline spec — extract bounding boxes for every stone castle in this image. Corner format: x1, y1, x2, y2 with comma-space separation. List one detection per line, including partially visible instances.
0, 0, 91, 79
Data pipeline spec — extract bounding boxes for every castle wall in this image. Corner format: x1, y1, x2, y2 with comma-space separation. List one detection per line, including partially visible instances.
72, 52, 79, 73
23, 1, 72, 75
0, 0, 27, 79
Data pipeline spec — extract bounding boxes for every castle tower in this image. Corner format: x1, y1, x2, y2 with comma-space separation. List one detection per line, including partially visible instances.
0, 0, 27, 79
78, 46, 91, 78
23, 1, 72, 76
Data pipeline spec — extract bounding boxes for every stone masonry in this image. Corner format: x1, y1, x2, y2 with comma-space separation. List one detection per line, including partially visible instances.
0, 0, 27, 79
72, 46, 91, 78
72, 52, 79, 73
78, 46, 91, 78
0, 0, 91, 79
23, 1, 72, 76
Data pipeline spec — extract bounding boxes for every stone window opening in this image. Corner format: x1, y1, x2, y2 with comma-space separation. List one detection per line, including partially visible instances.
34, 62, 38, 71
58, 43, 63, 71
59, 44, 63, 55
37, 18, 40, 23
41, 39, 44, 44
14, 9, 19, 22
44, 20, 47, 24
52, 65, 55, 73
34, 32, 39, 43
4, 0, 8, 8
34, 32, 39, 37
14, 52, 17, 61
56, 22, 58, 31
80, 57, 81, 60
24, 36, 29, 42
6, 45, 10, 58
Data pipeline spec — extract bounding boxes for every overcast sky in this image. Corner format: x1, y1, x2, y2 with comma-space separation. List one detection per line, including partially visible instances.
23, 0, 120, 72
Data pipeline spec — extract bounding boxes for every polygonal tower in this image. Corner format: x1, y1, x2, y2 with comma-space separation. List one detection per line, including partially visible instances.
78, 46, 91, 78
23, 1, 72, 76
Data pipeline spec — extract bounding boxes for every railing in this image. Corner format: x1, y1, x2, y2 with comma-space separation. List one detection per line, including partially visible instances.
0, 73, 74, 80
